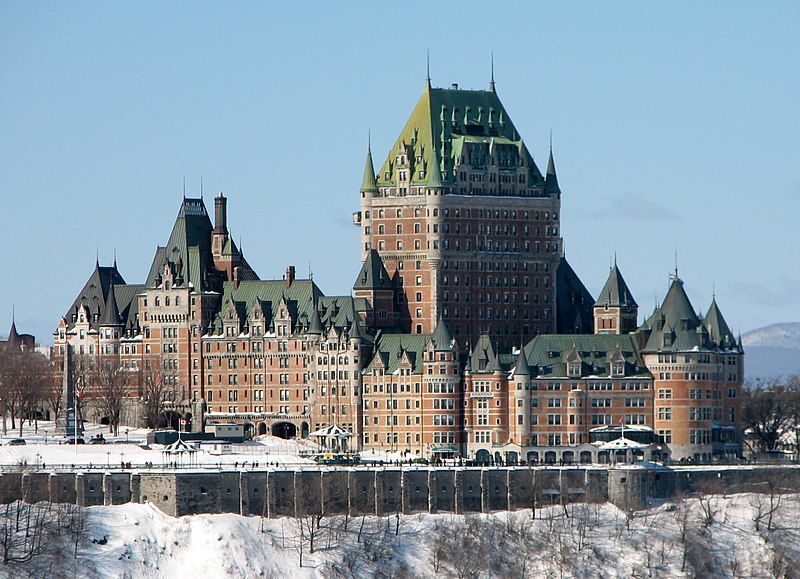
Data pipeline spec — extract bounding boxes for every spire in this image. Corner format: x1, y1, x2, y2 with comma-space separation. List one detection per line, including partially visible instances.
430, 314, 453, 351
489, 51, 495, 92
544, 137, 561, 195
513, 346, 530, 376
349, 315, 365, 342
307, 302, 323, 335
113, 248, 118, 270
101, 283, 121, 326
426, 48, 431, 88
7, 308, 20, 348
428, 155, 444, 188
360, 140, 378, 193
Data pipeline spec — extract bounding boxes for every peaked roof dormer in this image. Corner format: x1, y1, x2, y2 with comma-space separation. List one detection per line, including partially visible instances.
307, 303, 323, 335
353, 249, 392, 291
595, 262, 637, 308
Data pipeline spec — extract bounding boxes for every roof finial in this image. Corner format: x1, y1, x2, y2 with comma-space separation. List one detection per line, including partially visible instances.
113, 248, 117, 269
200, 177, 204, 200
614, 251, 617, 267
674, 249, 678, 277
182, 176, 186, 200
426, 49, 431, 87
11, 303, 15, 324
712, 282, 716, 300
96, 245, 99, 267
490, 51, 495, 91
549, 128, 553, 153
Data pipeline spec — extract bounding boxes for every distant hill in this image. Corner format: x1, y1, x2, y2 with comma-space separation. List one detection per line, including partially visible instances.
741, 322, 800, 381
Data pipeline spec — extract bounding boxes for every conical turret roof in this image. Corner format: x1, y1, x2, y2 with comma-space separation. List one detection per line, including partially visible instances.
544, 148, 561, 195
513, 347, 531, 376
307, 303, 323, 335
429, 315, 453, 351
101, 284, 122, 326
360, 145, 378, 192
595, 263, 637, 308
703, 297, 735, 348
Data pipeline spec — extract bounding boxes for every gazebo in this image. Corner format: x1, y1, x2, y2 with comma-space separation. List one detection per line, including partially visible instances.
309, 424, 353, 453
161, 439, 199, 467
597, 436, 650, 464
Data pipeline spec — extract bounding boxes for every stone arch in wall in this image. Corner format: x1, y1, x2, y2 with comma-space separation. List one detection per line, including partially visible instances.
257, 422, 267, 436
271, 422, 297, 439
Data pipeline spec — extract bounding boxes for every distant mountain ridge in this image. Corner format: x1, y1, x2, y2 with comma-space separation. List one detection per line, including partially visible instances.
741, 322, 800, 381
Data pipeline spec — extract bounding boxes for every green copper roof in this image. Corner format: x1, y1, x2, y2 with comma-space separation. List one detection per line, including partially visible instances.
360, 145, 378, 192
429, 315, 454, 351
524, 334, 648, 379
703, 298, 736, 348
366, 333, 430, 374
375, 85, 543, 188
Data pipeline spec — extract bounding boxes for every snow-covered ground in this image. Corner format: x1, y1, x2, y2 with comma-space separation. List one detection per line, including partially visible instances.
3, 493, 800, 578
0, 421, 316, 470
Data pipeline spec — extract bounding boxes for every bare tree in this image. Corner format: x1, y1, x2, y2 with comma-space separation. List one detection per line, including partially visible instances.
139, 356, 170, 428
742, 381, 791, 453
91, 356, 131, 436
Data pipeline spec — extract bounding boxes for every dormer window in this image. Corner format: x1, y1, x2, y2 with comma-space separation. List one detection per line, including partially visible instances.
567, 362, 581, 378
611, 361, 625, 377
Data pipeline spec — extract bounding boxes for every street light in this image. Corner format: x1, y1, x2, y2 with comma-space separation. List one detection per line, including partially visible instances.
125, 428, 129, 443
106, 451, 110, 468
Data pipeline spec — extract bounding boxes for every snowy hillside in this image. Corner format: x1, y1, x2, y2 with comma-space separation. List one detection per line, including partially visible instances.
3, 494, 800, 578
742, 322, 800, 380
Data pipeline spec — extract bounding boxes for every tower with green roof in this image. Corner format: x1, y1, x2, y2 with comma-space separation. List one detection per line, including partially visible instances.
355, 75, 564, 351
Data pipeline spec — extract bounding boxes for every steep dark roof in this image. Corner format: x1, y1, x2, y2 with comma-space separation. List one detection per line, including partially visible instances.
63, 262, 127, 330
429, 315, 453, 351
145, 198, 225, 292
101, 283, 122, 326
703, 298, 736, 348
544, 148, 561, 195
595, 263, 637, 308
307, 302, 324, 335
556, 257, 595, 334
638, 278, 737, 352
353, 249, 392, 291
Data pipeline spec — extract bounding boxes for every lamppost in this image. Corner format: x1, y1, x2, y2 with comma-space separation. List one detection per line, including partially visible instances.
125, 428, 129, 443
106, 451, 110, 469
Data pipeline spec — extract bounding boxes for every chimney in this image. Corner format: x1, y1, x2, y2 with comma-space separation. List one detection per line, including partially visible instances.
285, 265, 295, 287
214, 192, 228, 234
233, 266, 240, 289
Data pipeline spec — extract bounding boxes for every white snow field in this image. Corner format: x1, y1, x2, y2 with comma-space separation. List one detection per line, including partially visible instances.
2, 493, 800, 578
0, 421, 317, 470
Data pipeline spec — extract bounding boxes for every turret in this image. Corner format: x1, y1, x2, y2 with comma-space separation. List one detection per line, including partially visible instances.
594, 260, 638, 334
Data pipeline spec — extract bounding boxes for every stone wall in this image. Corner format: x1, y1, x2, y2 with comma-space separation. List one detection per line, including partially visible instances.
0, 465, 797, 517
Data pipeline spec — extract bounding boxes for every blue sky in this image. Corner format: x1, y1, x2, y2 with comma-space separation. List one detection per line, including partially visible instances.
1, 2, 798, 344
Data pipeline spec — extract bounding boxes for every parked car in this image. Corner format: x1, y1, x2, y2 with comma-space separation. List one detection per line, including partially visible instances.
88, 437, 107, 445
64, 437, 85, 445
6, 439, 26, 446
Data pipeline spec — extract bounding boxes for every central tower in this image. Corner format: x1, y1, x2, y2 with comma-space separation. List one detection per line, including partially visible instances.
355, 79, 563, 351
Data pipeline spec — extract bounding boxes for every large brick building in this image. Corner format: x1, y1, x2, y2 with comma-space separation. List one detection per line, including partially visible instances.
52, 77, 743, 462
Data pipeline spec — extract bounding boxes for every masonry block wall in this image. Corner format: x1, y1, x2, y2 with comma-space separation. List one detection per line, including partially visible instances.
2, 465, 800, 517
